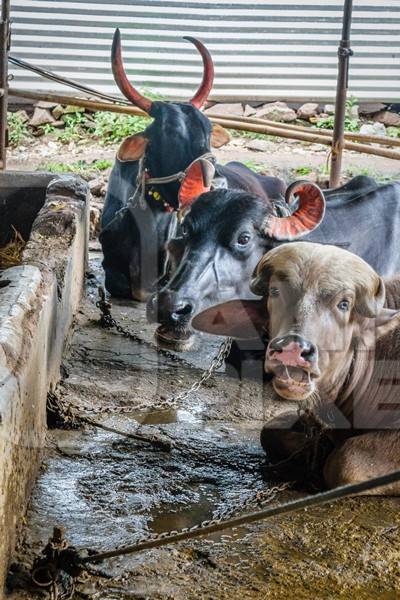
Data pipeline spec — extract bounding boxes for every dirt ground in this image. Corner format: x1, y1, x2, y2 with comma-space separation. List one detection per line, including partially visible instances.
5, 137, 400, 599
6, 132, 400, 183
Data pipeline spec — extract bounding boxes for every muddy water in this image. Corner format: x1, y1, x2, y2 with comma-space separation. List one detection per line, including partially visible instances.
9, 251, 400, 600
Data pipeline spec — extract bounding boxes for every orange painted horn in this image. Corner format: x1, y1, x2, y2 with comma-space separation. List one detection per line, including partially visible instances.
263, 181, 326, 241
111, 28, 153, 113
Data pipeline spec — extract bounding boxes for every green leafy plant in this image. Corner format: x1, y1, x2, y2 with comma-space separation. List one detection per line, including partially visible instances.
243, 160, 265, 173
139, 88, 165, 101
229, 129, 279, 142
93, 112, 151, 144
7, 112, 30, 146
39, 159, 113, 178
56, 110, 90, 143
295, 166, 313, 176
387, 127, 400, 139
39, 123, 56, 135
316, 96, 360, 132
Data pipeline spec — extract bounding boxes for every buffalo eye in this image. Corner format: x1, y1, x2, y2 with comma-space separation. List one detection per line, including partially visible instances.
237, 232, 251, 246
337, 299, 350, 312
269, 287, 280, 298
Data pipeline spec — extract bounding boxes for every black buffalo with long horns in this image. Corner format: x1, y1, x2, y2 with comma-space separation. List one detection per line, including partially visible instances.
100, 29, 285, 300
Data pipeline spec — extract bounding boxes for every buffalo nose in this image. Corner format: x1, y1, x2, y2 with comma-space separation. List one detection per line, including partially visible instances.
147, 290, 195, 325
171, 301, 194, 323
268, 334, 317, 366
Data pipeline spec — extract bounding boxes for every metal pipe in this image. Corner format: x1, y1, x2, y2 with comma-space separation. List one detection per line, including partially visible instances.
0, 0, 10, 170
83, 468, 400, 563
9, 88, 400, 161
330, 0, 353, 188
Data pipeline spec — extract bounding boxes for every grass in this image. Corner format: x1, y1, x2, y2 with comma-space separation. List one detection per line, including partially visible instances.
243, 160, 265, 172
387, 127, 400, 139
93, 112, 151, 144
294, 166, 313, 176
39, 159, 113, 178
7, 112, 30, 146
56, 111, 90, 143
0, 227, 26, 269
316, 96, 360, 133
345, 165, 400, 184
229, 129, 280, 142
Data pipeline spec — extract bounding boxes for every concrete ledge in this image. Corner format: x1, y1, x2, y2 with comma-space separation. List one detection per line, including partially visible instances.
0, 173, 89, 591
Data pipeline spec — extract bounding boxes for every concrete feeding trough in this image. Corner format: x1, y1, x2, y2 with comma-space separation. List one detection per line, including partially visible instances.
0, 172, 89, 588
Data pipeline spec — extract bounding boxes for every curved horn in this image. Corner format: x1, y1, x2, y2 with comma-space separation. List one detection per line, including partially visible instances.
183, 36, 214, 109
262, 180, 326, 241
111, 28, 153, 114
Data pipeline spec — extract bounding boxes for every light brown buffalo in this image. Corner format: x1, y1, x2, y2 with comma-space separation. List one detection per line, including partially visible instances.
193, 242, 400, 494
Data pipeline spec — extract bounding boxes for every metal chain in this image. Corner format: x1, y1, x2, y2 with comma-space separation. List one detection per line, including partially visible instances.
96, 287, 195, 370
109, 481, 289, 552
95, 286, 232, 413
210, 482, 290, 522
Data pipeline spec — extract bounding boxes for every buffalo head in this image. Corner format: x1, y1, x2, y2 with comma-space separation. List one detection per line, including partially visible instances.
193, 243, 400, 409
110, 29, 227, 209
147, 180, 325, 350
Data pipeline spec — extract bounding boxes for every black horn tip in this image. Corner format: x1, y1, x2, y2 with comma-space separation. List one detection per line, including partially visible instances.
112, 28, 121, 56
183, 36, 203, 47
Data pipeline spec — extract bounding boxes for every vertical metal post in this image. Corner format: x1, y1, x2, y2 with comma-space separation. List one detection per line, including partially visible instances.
0, 0, 10, 170
329, 0, 353, 188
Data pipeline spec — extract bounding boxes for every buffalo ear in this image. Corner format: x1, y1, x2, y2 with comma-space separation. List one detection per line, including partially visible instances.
356, 277, 386, 318
250, 254, 272, 297
117, 134, 148, 161
179, 158, 215, 208
210, 123, 231, 148
373, 308, 400, 340
192, 299, 267, 339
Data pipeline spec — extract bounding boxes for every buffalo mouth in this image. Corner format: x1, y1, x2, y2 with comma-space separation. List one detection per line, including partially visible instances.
267, 363, 316, 401
155, 323, 195, 352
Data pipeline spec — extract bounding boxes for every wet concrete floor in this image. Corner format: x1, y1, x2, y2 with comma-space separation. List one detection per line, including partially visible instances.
7, 249, 400, 599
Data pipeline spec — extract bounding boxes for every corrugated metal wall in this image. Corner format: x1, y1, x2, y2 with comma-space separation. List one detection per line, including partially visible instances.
9, 0, 400, 103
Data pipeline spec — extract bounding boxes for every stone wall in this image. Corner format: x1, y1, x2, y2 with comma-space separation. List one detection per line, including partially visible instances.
0, 174, 89, 593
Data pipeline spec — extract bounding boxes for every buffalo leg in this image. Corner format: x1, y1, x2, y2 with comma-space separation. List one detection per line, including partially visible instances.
323, 431, 400, 495
260, 411, 333, 485
103, 265, 131, 298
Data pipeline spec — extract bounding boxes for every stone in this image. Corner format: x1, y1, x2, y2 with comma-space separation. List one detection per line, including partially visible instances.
244, 104, 257, 117
347, 104, 359, 119
358, 102, 386, 116
255, 101, 297, 122
359, 122, 386, 137
89, 177, 104, 196
52, 104, 85, 120
205, 102, 244, 117
15, 109, 29, 123
245, 139, 271, 152
35, 100, 58, 109
29, 107, 56, 128
297, 102, 319, 120
324, 104, 335, 115
374, 110, 400, 127
210, 123, 231, 148
90, 201, 103, 239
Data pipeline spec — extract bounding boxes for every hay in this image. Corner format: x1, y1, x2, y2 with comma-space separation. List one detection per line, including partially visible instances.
0, 226, 26, 269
